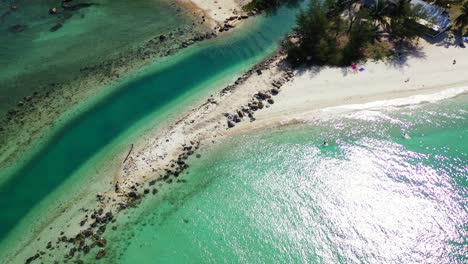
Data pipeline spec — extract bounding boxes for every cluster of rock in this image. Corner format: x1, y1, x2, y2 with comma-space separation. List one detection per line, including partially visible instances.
25, 208, 114, 263
225, 69, 293, 129
215, 49, 294, 129
5, 0, 96, 34
217, 10, 258, 32
181, 32, 218, 48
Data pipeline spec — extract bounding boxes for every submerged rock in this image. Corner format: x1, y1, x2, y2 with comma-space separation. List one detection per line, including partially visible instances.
96, 248, 106, 259
9, 24, 27, 33
50, 23, 63, 32
96, 237, 106, 247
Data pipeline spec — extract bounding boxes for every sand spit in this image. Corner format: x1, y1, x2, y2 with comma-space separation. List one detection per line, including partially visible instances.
182, 0, 252, 25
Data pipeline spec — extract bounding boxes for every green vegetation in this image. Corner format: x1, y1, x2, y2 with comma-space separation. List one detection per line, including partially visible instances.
244, 0, 300, 11
285, 0, 425, 67
454, 1, 468, 34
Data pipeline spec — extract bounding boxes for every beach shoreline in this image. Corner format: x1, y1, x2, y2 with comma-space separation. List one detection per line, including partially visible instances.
118, 36, 468, 192
3, 2, 468, 262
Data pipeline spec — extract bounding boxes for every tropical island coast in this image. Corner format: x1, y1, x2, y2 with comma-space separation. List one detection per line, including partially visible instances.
1, 0, 467, 263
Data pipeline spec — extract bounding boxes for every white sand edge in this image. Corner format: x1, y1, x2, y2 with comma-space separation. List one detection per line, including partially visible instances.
118, 38, 468, 193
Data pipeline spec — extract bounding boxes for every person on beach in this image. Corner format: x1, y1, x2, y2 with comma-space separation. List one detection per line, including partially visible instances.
453, 59, 456, 65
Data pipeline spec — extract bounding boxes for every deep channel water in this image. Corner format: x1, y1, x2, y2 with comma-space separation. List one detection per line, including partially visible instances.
104, 95, 467, 263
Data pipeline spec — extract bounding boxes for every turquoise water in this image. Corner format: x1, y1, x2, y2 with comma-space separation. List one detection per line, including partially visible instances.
0, 5, 302, 244
0, 0, 197, 113
103, 95, 468, 263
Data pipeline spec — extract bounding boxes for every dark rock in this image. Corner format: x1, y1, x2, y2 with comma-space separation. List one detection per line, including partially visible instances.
83, 245, 90, 254
96, 237, 107, 247
227, 120, 235, 128
267, 98, 274, 104
68, 247, 76, 257
98, 225, 106, 234
128, 191, 138, 199
271, 88, 279, 95
232, 114, 241, 123
256, 69, 262, 75
50, 23, 62, 32
62, 2, 96, 11
25, 253, 40, 264
9, 24, 27, 33
82, 229, 93, 238
96, 249, 106, 259
255, 92, 270, 100
258, 101, 264, 109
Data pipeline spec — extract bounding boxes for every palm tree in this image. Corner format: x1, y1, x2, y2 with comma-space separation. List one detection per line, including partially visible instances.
368, 0, 391, 30
454, 2, 468, 31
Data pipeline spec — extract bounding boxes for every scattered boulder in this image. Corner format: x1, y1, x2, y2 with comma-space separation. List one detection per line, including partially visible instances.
96, 249, 106, 259
258, 101, 264, 109
96, 237, 107, 247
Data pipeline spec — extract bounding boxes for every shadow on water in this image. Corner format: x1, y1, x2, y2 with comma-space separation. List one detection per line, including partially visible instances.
0, 5, 303, 242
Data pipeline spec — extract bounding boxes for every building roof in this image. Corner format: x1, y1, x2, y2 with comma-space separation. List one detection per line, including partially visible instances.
410, 0, 452, 31
362, 0, 452, 34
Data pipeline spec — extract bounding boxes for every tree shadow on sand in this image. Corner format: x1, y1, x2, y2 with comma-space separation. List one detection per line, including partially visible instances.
290, 38, 429, 78
386, 40, 426, 69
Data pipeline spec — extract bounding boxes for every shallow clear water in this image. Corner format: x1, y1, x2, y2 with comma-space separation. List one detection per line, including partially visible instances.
104, 95, 468, 263
0, 0, 196, 112
0, 4, 302, 244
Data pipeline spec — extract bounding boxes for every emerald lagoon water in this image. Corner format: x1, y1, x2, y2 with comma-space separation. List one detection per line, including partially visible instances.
0, 0, 198, 113
103, 94, 468, 263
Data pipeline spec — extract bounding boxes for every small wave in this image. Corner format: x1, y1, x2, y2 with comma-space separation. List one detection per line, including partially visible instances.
322, 87, 468, 114
288, 86, 468, 125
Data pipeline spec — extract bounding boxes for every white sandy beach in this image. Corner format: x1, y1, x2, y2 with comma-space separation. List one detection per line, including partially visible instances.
184, 0, 250, 23
234, 39, 468, 131
117, 37, 467, 193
